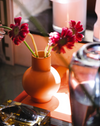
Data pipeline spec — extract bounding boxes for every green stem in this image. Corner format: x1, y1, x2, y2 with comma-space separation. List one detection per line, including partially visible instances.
23, 41, 37, 57
44, 45, 49, 58
46, 46, 53, 57
0, 26, 12, 30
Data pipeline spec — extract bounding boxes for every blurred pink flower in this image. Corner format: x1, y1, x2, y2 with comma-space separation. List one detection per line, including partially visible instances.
9, 17, 29, 45
48, 20, 83, 54
49, 27, 76, 53
49, 32, 60, 46
69, 20, 83, 42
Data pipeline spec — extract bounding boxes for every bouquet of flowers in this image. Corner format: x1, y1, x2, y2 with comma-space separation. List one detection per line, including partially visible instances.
0, 17, 83, 58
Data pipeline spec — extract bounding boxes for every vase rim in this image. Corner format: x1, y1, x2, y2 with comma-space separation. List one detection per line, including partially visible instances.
32, 50, 51, 59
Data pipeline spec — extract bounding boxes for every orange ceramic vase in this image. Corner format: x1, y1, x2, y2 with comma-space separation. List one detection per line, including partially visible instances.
22, 51, 61, 103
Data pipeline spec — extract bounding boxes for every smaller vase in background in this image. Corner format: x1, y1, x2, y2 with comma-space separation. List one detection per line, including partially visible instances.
22, 51, 61, 103
51, 0, 87, 34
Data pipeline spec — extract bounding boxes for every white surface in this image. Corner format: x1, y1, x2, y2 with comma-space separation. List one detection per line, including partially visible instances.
54, 93, 71, 115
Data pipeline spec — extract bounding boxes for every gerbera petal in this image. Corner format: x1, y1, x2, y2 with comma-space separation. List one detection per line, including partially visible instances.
76, 21, 83, 32
19, 35, 25, 41
49, 32, 60, 45
53, 44, 66, 54
14, 17, 22, 26
69, 20, 76, 28
76, 25, 83, 32
69, 35, 76, 42
76, 21, 81, 27
10, 24, 15, 28
66, 29, 73, 37
61, 27, 68, 37
76, 33, 83, 41
21, 23, 29, 29
60, 47, 66, 53
20, 31, 27, 37
49, 32, 60, 38
9, 30, 14, 38
12, 37, 21, 45
66, 42, 75, 49
21, 27, 29, 33
61, 27, 73, 38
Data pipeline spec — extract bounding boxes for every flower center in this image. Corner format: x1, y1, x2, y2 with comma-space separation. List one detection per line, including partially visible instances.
14, 26, 19, 36
59, 38, 67, 46
72, 28, 76, 35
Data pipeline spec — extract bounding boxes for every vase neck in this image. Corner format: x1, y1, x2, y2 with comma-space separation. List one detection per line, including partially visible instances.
32, 51, 51, 71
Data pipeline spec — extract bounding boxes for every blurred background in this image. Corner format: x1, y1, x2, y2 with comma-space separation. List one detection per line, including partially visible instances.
0, 0, 97, 104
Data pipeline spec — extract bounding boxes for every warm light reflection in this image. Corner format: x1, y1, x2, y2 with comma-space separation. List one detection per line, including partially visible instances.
86, 51, 100, 60
54, 93, 71, 115
71, 78, 95, 90
95, 77, 100, 97
51, 67, 61, 84
71, 78, 79, 89
87, 80, 95, 89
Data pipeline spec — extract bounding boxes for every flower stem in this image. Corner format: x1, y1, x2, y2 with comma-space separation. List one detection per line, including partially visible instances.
28, 33, 38, 57
44, 45, 49, 58
0, 26, 12, 30
23, 40, 37, 57
46, 46, 53, 57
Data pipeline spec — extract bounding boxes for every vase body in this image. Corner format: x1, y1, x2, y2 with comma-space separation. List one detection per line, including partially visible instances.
22, 51, 61, 103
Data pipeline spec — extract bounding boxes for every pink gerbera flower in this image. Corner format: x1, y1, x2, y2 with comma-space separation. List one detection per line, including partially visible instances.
49, 32, 60, 46
9, 17, 29, 45
69, 20, 83, 42
49, 27, 75, 53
